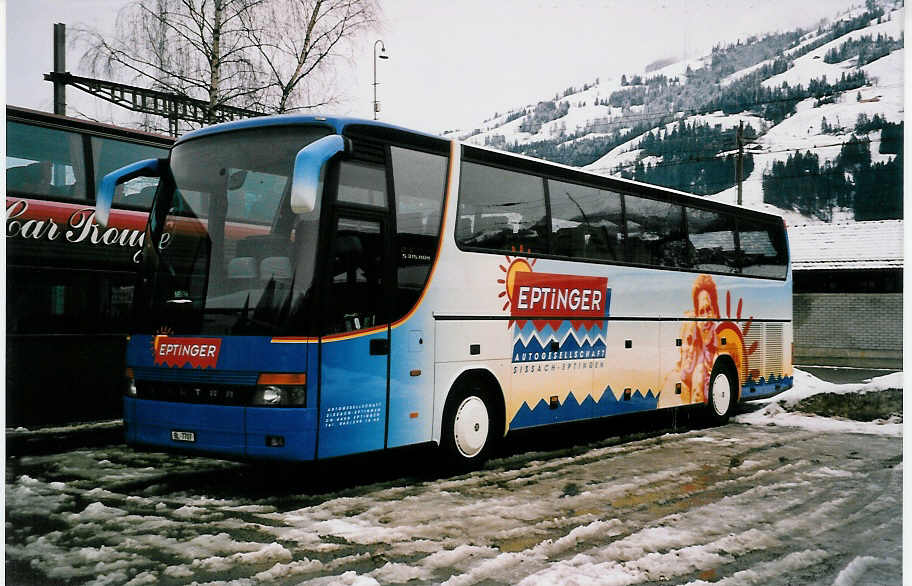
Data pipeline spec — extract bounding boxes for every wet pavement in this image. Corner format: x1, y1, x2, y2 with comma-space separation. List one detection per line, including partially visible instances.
797, 365, 902, 385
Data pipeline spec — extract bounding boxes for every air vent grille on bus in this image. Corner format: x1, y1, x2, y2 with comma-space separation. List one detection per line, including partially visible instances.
349, 138, 386, 164
764, 323, 784, 380
135, 381, 255, 405
743, 325, 764, 384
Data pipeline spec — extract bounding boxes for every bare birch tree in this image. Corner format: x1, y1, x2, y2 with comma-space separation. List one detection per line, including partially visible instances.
243, 0, 378, 113
77, 0, 377, 132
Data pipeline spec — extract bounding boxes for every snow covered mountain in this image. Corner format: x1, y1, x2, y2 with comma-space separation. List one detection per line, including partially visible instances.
448, 2, 904, 225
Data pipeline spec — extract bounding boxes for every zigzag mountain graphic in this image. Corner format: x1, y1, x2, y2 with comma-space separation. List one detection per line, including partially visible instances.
742, 374, 794, 399
513, 321, 605, 348
745, 373, 793, 386
510, 386, 659, 429
513, 319, 605, 332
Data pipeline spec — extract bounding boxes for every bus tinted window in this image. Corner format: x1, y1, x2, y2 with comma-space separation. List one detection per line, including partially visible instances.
739, 217, 789, 278
326, 217, 385, 334
92, 136, 166, 209
338, 161, 387, 207
687, 207, 738, 274
226, 169, 288, 224
6, 267, 135, 335
391, 146, 447, 319
548, 180, 622, 261
457, 162, 546, 254
6, 121, 86, 201
625, 195, 688, 268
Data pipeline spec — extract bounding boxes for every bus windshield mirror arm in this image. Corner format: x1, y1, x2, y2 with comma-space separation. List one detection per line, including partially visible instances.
96, 158, 164, 228
291, 135, 350, 214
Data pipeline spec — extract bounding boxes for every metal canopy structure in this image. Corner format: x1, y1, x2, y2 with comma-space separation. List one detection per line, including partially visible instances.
45, 71, 265, 137
47, 22, 263, 136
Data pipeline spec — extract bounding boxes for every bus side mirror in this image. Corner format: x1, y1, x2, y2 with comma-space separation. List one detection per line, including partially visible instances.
291, 134, 349, 214
96, 158, 163, 228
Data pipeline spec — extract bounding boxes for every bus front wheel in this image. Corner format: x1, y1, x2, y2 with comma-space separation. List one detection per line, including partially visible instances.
706, 363, 737, 425
441, 384, 497, 469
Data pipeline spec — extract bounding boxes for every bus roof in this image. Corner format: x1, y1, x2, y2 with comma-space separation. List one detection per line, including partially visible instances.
175, 114, 444, 145
175, 112, 783, 223
7, 105, 174, 145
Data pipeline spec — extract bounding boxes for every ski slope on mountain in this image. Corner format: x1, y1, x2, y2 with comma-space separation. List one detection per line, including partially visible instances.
449, 3, 904, 225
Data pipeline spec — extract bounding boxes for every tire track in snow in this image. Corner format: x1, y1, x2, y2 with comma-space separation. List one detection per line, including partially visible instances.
5, 423, 901, 585
433, 426, 901, 585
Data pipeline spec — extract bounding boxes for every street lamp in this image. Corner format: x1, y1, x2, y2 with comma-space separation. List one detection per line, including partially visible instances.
373, 40, 388, 120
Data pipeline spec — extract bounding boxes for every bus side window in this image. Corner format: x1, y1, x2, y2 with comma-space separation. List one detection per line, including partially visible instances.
548, 179, 622, 262
456, 161, 546, 254
624, 195, 689, 268
687, 207, 738, 273
739, 217, 788, 279
92, 136, 168, 210
6, 121, 86, 201
390, 146, 447, 320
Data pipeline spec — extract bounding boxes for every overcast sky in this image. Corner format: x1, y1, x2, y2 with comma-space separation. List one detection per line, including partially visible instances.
8, 0, 863, 135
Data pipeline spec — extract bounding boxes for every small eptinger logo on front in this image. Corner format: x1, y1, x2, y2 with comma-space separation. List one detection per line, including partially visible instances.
153, 336, 222, 369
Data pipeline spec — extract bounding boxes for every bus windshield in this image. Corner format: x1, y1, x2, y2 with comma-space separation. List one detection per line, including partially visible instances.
137, 125, 331, 336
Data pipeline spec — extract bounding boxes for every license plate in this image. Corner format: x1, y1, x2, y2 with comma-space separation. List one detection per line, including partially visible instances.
171, 430, 196, 443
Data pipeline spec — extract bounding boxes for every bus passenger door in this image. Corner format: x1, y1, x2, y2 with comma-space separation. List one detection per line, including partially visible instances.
318, 214, 391, 459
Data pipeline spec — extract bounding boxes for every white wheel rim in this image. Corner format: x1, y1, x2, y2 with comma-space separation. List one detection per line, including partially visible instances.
453, 396, 489, 458
711, 372, 732, 417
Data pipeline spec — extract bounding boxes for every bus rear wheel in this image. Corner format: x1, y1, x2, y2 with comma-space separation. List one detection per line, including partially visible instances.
706, 363, 737, 425
441, 384, 497, 469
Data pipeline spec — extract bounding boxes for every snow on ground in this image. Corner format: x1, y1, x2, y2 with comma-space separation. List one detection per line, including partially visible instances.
707, 39, 903, 223
761, 6, 904, 91
5, 369, 903, 585
735, 369, 903, 436
584, 110, 767, 177
647, 56, 710, 83
7, 419, 123, 435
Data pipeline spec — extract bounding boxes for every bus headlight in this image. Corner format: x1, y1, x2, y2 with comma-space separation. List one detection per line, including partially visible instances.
125, 368, 138, 397
258, 386, 283, 405
252, 373, 307, 407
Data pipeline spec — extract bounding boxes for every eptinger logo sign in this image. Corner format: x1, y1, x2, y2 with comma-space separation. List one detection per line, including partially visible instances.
509, 271, 609, 320
153, 336, 222, 369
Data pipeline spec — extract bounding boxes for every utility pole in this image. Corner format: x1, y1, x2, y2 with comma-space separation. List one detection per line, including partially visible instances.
53, 23, 66, 115
736, 120, 744, 206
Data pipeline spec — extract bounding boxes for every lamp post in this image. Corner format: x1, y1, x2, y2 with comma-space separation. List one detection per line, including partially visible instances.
373, 39, 388, 120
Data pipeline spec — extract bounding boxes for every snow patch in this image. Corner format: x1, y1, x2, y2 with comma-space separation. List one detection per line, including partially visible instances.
831, 555, 884, 586
304, 570, 381, 585
734, 369, 903, 436
190, 542, 292, 572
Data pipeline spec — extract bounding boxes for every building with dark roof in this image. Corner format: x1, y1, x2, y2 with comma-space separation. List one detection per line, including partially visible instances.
789, 220, 903, 368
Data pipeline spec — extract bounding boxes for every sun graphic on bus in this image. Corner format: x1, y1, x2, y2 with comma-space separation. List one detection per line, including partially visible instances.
497, 255, 536, 311
717, 290, 761, 387
150, 326, 174, 353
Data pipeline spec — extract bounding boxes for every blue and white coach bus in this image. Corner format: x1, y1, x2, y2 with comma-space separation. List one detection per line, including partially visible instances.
96, 115, 792, 466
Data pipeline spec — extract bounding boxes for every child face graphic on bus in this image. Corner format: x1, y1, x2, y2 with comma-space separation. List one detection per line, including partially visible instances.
679, 274, 720, 403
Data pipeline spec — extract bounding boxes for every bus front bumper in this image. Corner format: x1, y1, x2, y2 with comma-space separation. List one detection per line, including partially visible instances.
124, 397, 318, 461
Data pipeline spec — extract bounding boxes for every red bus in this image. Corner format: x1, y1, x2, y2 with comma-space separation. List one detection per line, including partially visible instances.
6, 106, 172, 426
